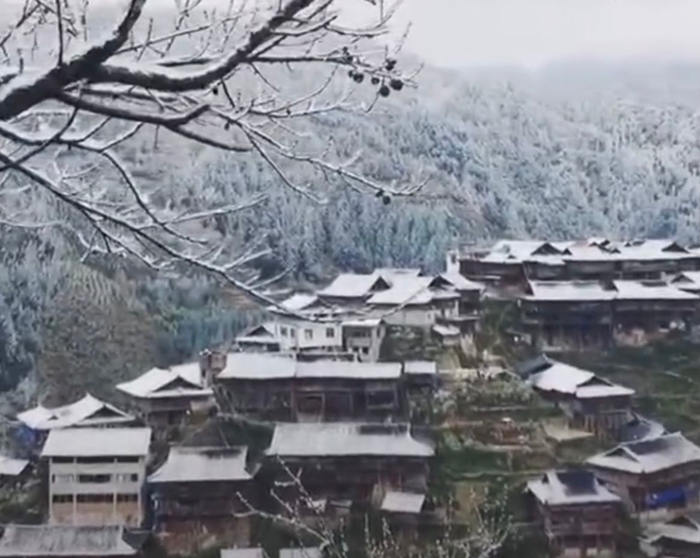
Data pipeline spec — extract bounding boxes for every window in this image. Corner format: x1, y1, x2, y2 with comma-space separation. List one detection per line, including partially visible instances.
115, 473, 139, 482
77, 494, 112, 503
78, 474, 111, 484
117, 494, 138, 503
304, 329, 313, 340
52, 495, 73, 503
361, 347, 369, 355
326, 327, 335, 338
52, 474, 75, 483
297, 395, 323, 414
77, 456, 114, 464
367, 390, 396, 409
281, 327, 288, 336
290, 329, 296, 338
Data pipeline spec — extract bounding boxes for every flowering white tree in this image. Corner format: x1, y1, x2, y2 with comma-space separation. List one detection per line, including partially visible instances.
0, 0, 421, 304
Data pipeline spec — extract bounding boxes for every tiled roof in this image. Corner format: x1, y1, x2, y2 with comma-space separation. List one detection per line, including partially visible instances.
265, 423, 434, 458
17, 394, 133, 431
41, 427, 151, 458
587, 432, 700, 474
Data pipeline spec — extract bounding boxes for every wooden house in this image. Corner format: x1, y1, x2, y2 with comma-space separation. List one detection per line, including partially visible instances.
455, 238, 700, 287
611, 280, 699, 344
263, 423, 433, 508
519, 279, 699, 350
640, 511, 700, 557
216, 353, 404, 422
524, 357, 634, 438
366, 275, 460, 327
148, 446, 257, 553
42, 427, 151, 526
526, 470, 622, 557
0, 524, 146, 557
268, 294, 345, 354
116, 363, 215, 427
519, 280, 616, 350
586, 433, 700, 522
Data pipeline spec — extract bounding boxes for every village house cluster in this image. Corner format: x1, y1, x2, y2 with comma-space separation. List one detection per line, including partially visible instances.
235, 267, 484, 358
0, 343, 436, 557
518, 353, 700, 558
449, 238, 700, 350
0, 243, 699, 557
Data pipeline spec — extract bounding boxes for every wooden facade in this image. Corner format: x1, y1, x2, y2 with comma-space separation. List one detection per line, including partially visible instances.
527, 471, 621, 558
148, 447, 256, 554
587, 434, 700, 522
520, 280, 699, 351
263, 423, 433, 509
219, 375, 403, 422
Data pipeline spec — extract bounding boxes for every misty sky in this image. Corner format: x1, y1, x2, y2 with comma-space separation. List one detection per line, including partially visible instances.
344, 0, 700, 69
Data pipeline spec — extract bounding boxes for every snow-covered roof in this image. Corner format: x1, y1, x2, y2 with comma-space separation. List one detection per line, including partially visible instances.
432, 324, 460, 337
381, 491, 426, 514
525, 281, 615, 302
619, 414, 666, 443
404, 361, 437, 376
235, 323, 278, 344
617, 239, 690, 260
279, 549, 322, 558
490, 240, 561, 260
220, 549, 265, 558
587, 432, 700, 474
527, 470, 621, 506
342, 318, 382, 328
474, 238, 698, 264
318, 273, 388, 299
376, 268, 422, 278
149, 446, 252, 484
265, 423, 434, 458
0, 456, 29, 477
562, 244, 619, 261
116, 364, 212, 399
528, 360, 634, 399
42, 427, 151, 458
612, 280, 699, 300
17, 394, 134, 431
528, 362, 595, 394
0, 525, 139, 556
218, 354, 401, 380
435, 272, 484, 292
218, 352, 297, 380
296, 361, 401, 380
279, 293, 319, 311
367, 276, 434, 305
575, 384, 635, 399
643, 512, 700, 545
673, 271, 700, 286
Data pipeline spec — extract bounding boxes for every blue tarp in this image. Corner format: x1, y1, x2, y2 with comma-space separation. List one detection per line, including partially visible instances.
646, 486, 687, 508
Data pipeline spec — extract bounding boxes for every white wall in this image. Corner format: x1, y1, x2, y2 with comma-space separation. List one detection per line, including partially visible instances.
274, 317, 343, 350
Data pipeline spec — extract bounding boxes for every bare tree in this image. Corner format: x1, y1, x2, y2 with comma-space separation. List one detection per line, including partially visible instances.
0, 0, 421, 305
236, 456, 512, 558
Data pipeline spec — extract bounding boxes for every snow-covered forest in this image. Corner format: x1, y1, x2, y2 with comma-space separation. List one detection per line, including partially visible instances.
5, 60, 700, 396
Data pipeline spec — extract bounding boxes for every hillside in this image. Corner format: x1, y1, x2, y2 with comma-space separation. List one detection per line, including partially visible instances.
6, 60, 700, 405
